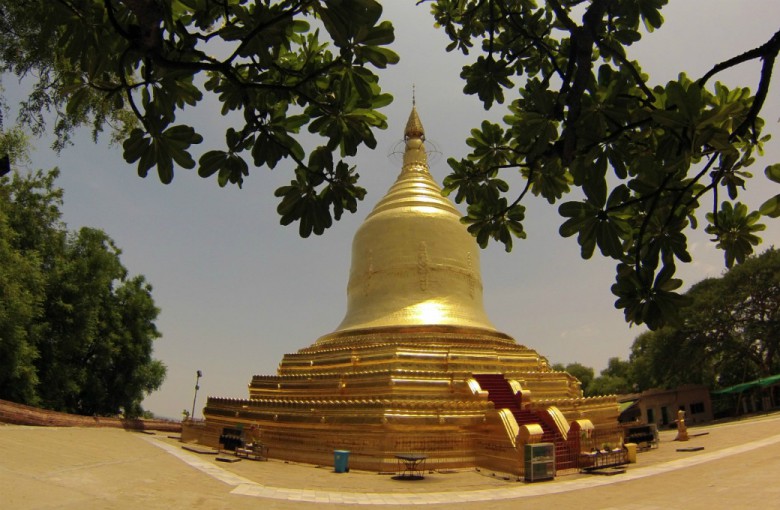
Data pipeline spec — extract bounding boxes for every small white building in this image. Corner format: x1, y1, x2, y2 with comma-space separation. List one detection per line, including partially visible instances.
619, 385, 713, 428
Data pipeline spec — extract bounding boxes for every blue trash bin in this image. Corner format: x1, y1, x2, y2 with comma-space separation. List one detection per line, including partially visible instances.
334, 450, 350, 473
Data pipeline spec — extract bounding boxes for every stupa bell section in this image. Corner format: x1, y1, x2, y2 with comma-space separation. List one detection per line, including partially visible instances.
329, 107, 495, 336
195, 105, 621, 477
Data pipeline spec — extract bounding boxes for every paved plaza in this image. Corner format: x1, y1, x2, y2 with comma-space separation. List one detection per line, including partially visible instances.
2, 412, 779, 509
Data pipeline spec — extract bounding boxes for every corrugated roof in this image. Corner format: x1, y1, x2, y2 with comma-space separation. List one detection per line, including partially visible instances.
712, 374, 780, 395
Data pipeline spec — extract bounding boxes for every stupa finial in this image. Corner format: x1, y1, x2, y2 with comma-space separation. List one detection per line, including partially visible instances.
404, 92, 425, 141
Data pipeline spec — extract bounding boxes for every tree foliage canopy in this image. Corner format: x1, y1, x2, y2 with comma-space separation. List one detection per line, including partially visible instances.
587, 356, 633, 396
431, 0, 780, 329
562, 250, 780, 396
630, 247, 780, 391
555, 358, 633, 396
1, 1, 779, 330
552, 361, 595, 394
0, 0, 398, 238
0, 168, 165, 416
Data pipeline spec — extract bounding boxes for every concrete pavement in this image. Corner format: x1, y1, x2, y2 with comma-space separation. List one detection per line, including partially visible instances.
2, 412, 779, 509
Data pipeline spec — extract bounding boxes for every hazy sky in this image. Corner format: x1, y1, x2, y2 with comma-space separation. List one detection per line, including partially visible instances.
6, 1, 780, 419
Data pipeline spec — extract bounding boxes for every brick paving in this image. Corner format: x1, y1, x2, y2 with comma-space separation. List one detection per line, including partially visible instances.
2, 412, 779, 509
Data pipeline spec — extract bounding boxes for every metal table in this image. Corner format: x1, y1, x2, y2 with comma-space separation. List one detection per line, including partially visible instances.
394, 453, 427, 480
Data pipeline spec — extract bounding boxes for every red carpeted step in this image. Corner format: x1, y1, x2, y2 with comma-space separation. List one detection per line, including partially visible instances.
474, 374, 579, 472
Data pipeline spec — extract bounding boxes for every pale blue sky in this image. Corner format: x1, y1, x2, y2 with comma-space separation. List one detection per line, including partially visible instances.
6, 1, 780, 419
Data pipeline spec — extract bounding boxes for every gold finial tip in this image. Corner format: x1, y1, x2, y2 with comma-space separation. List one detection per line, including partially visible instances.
404, 104, 425, 141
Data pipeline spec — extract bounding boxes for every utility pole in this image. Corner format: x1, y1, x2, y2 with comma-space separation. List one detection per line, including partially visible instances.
191, 370, 202, 420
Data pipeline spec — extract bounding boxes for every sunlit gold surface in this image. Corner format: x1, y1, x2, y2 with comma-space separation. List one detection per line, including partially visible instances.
199, 107, 620, 475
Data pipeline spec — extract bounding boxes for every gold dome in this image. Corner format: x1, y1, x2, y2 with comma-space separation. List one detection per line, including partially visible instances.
329, 106, 496, 334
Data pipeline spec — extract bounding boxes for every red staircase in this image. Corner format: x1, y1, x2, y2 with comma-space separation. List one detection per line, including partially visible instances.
473, 374, 577, 471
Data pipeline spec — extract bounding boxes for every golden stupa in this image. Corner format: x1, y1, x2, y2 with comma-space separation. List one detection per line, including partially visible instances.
188, 106, 620, 476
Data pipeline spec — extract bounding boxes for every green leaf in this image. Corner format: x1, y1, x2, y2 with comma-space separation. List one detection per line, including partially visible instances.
582, 155, 608, 207
759, 194, 780, 218
764, 163, 780, 183
461, 56, 514, 109
198, 150, 229, 178
596, 221, 623, 259
639, 0, 665, 31
705, 202, 766, 267
358, 20, 395, 46
613, 29, 642, 45
357, 45, 400, 68
121, 125, 201, 184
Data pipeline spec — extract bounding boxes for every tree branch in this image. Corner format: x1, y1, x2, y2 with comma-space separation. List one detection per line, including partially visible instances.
226, 1, 310, 66
635, 171, 676, 278
698, 28, 780, 87
732, 38, 778, 142
593, 38, 655, 102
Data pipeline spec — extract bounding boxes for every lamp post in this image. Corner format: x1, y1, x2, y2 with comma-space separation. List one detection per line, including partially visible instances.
191, 370, 202, 420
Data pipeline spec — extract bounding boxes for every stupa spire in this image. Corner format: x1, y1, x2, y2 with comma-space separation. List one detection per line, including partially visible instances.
397, 104, 431, 180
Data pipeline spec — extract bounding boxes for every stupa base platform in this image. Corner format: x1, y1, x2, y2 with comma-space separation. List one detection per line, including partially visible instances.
190, 371, 620, 475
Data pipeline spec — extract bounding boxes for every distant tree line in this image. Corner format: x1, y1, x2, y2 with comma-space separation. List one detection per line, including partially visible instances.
555, 247, 780, 397
0, 168, 165, 417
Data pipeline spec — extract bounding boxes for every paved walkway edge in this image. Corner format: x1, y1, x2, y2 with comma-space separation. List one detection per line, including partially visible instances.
142, 433, 780, 505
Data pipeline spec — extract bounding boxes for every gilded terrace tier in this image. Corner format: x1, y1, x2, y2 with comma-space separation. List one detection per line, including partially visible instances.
250, 326, 579, 399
